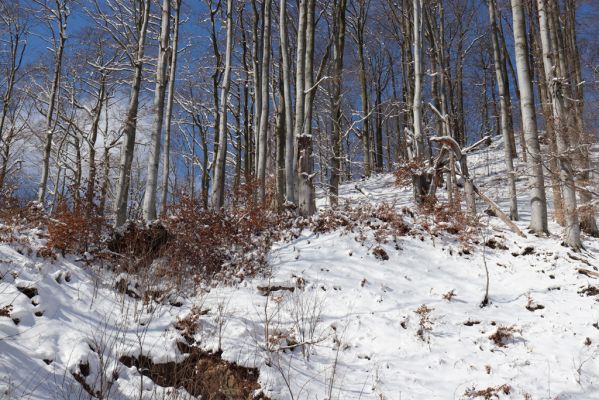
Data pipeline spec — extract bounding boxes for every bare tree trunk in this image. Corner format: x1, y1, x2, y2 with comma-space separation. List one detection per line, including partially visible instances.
86, 74, 106, 208
275, 80, 285, 209
211, 0, 234, 209
411, 0, 426, 204
354, 3, 372, 178
488, 0, 518, 220
37, 1, 68, 203
412, 0, 424, 159
563, 0, 597, 236
257, 0, 272, 202
528, 4, 565, 225
280, 0, 295, 204
537, 0, 581, 249
160, 0, 181, 217
113, 0, 151, 226
510, 0, 548, 234
143, 0, 171, 221
329, 0, 347, 207
251, 0, 262, 177
293, 0, 307, 207
297, 0, 316, 216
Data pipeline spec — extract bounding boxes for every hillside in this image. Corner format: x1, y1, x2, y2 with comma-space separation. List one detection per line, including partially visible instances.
1, 139, 599, 400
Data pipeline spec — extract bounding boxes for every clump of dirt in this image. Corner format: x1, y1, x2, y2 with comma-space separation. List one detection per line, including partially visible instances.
372, 247, 389, 261
16, 286, 38, 298
521, 246, 535, 256
579, 285, 599, 297
0, 305, 12, 318
119, 345, 268, 400
485, 238, 508, 250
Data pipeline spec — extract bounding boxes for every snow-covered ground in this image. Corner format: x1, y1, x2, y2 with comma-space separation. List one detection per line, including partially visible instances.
1, 139, 599, 399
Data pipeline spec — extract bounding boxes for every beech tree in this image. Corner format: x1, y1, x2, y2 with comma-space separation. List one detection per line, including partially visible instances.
106, 0, 151, 226
510, 0, 548, 234
36, 0, 69, 203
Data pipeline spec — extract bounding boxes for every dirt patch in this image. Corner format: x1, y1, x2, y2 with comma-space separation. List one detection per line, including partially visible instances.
17, 286, 38, 298
485, 238, 508, 250
372, 247, 389, 261
119, 345, 268, 400
579, 285, 599, 297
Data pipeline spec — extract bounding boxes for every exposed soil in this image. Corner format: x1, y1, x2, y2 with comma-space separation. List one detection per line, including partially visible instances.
119, 344, 269, 400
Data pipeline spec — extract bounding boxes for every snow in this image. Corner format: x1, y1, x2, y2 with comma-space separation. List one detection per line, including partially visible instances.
1, 138, 599, 399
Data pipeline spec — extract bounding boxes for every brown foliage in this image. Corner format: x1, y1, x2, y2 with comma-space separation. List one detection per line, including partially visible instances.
47, 200, 106, 255
489, 325, 520, 347
464, 384, 511, 399
162, 196, 286, 286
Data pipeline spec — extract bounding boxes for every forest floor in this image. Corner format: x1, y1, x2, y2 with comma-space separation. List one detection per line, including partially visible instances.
1, 139, 599, 399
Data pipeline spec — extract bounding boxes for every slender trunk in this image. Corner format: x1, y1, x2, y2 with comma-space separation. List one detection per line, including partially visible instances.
37, 4, 67, 203
329, 0, 347, 206
488, 0, 518, 220
293, 0, 307, 206
564, 0, 597, 236
357, 31, 371, 177
211, 0, 234, 209
113, 0, 151, 226
252, 0, 262, 177
143, 0, 171, 221
297, 0, 316, 216
257, 0, 272, 202
510, 0, 548, 234
275, 83, 285, 209
280, 0, 295, 204
86, 75, 106, 208
537, 0, 581, 248
160, 0, 181, 217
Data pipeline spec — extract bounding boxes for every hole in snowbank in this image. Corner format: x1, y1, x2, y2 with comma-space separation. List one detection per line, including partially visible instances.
119, 344, 269, 399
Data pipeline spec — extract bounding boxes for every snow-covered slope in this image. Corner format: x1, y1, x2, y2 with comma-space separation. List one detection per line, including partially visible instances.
1, 139, 598, 399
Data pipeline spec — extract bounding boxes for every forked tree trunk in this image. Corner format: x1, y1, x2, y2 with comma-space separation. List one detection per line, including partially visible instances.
510, 0, 548, 234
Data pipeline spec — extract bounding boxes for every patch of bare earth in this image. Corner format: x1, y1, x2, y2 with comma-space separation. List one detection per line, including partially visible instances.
120, 343, 269, 400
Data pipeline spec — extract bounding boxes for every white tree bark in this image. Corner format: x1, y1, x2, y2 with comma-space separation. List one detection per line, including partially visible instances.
113, 0, 151, 226
412, 0, 424, 160
211, 0, 234, 209
256, 0, 272, 202
297, 0, 316, 216
293, 0, 307, 210
159, 0, 181, 217
487, 0, 518, 220
280, 0, 295, 204
510, 0, 548, 234
142, 0, 171, 221
536, 0, 581, 249
37, 1, 68, 203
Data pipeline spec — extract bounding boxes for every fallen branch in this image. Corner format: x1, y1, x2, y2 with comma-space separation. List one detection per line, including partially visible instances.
577, 268, 599, 279
471, 183, 526, 238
